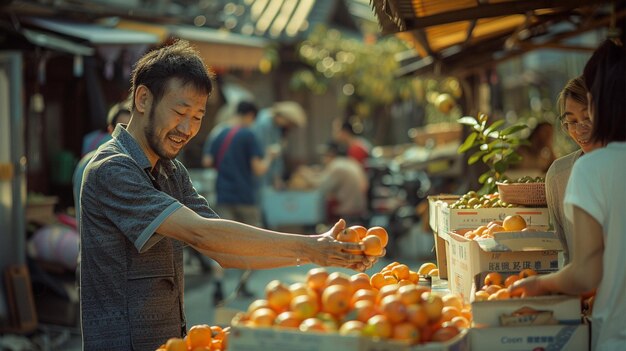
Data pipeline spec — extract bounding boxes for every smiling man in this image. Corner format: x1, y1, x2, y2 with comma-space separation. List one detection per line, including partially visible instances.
78, 40, 380, 351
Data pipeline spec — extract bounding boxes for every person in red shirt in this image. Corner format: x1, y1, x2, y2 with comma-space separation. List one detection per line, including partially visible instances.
333, 119, 371, 167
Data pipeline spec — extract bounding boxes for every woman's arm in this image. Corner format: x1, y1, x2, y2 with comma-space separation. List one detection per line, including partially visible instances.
511, 206, 603, 296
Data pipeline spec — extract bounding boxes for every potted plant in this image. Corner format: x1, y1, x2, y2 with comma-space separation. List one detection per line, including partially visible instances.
457, 113, 528, 194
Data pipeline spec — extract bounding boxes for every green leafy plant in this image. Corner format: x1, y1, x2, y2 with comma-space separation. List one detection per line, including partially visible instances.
457, 113, 529, 194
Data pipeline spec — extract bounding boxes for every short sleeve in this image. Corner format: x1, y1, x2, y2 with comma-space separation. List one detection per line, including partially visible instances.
563, 160, 605, 225
90, 157, 182, 253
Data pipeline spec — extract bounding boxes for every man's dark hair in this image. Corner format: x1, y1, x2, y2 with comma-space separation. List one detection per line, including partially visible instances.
324, 141, 348, 157
585, 40, 626, 145
236, 101, 258, 117
130, 40, 214, 110
341, 120, 357, 135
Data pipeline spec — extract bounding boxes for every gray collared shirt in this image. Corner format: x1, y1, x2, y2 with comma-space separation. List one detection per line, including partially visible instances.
79, 125, 217, 351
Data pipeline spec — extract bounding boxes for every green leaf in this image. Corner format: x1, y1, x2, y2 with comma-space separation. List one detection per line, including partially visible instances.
457, 132, 478, 153
494, 160, 507, 173
507, 152, 523, 164
468, 150, 487, 165
478, 171, 492, 184
483, 120, 505, 136
457, 116, 479, 126
500, 124, 528, 136
481, 150, 499, 163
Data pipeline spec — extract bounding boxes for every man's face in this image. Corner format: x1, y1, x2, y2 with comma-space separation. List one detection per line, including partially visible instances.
144, 79, 207, 160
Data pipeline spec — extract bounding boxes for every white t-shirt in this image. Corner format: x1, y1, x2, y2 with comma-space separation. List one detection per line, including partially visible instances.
564, 142, 626, 350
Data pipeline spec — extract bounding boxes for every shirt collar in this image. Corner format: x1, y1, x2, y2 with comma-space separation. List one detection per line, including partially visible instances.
111, 124, 178, 176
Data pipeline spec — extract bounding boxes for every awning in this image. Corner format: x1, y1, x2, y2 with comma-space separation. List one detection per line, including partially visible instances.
23, 17, 160, 45
21, 28, 95, 56
371, 0, 622, 76
170, 25, 269, 71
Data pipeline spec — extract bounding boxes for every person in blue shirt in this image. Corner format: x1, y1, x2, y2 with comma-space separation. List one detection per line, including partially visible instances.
202, 101, 278, 300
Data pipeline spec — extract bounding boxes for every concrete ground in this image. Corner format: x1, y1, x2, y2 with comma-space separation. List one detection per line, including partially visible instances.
2, 223, 435, 350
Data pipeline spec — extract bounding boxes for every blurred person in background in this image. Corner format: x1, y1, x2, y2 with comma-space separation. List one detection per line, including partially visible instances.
202, 100, 278, 302
79, 40, 378, 351
511, 39, 626, 351
251, 101, 306, 189
73, 100, 132, 226
332, 118, 371, 167
546, 76, 603, 266
299, 141, 369, 224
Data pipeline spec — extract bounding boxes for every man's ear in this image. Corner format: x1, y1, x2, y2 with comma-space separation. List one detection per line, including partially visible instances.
134, 85, 152, 114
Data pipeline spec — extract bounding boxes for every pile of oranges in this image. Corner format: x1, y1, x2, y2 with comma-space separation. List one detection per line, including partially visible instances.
334, 225, 388, 256
459, 215, 530, 240
235, 262, 471, 346
473, 269, 538, 301
156, 324, 229, 351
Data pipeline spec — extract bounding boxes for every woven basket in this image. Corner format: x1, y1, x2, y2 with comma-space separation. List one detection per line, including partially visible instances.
496, 182, 547, 206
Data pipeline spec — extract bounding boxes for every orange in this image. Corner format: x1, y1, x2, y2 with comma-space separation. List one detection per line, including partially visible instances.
349, 225, 368, 240
376, 284, 400, 304
391, 322, 420, 344
299, 317, 327, 333
321, 284, 351, 316
306, 267, 329, 292
350, 273, 372, 292
397, 284, 424, 306
380, 294, 407, 324
504, 274, 521, 288
186, 324, 213, 349
440, 306, 461, 322
474, 225, 489, 236
351, 288, 377, 305
325, 271, 352, 290
336, 227, 360, 243
275, 311, 302, 328
441, 293, 464, 311
250, 307, 277, 327
290, 294, 320, 320
474, 290, 489, 301
366, 226, 389, 247
391, 264, 410, 281
247, 299, 270, 315
362, 235, 384, 256
406, 304, 428, 328
364, 315, 393, 339
428, 268, 439, 277
421, 292, 444, 321
383, 261, 400, 271
417, 262, 437, 276
486, 225, 505, 237
431, 325, 460, 342
339, 320, 366, 336
503, 215, 527, 231
484, 272, 503, 286
408, 270, 419, 283
351, 299, 379, 323
370, 272, 386, 290
265, 280, 292, 313
519, 268, 538, 279
209, 339, 222, 351
165, 338, 187, 351
483, 284, 502, 295
288, 282, 311, 298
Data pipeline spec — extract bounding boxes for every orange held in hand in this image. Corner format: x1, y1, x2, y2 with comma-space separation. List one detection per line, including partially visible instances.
366, 226, 389, 247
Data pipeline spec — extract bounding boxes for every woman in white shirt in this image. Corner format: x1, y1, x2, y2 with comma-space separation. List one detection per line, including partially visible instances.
511, 39, 626, 351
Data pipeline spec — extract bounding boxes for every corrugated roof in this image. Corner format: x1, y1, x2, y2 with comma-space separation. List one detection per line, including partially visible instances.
371, 0, 622, 76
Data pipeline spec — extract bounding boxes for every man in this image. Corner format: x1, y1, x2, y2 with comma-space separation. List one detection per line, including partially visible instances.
251, 101, 306, 189
201, 101, 278, 301
300, 141, 369, 224
79, 40, 376, 351
332, 118, 371, 167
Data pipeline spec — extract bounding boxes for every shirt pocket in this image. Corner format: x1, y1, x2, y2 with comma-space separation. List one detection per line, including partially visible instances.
128, 272, 181, 351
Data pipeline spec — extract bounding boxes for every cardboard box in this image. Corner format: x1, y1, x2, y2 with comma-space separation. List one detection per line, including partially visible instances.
447, 231, 560, 302
230, 323, 470, 351
471, 271, 582, 327
428, 195, 460, 232
261, 188, 325, 229
433, 231, 450, 280
470, 323, 589, 351
438, 206, 550, 238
